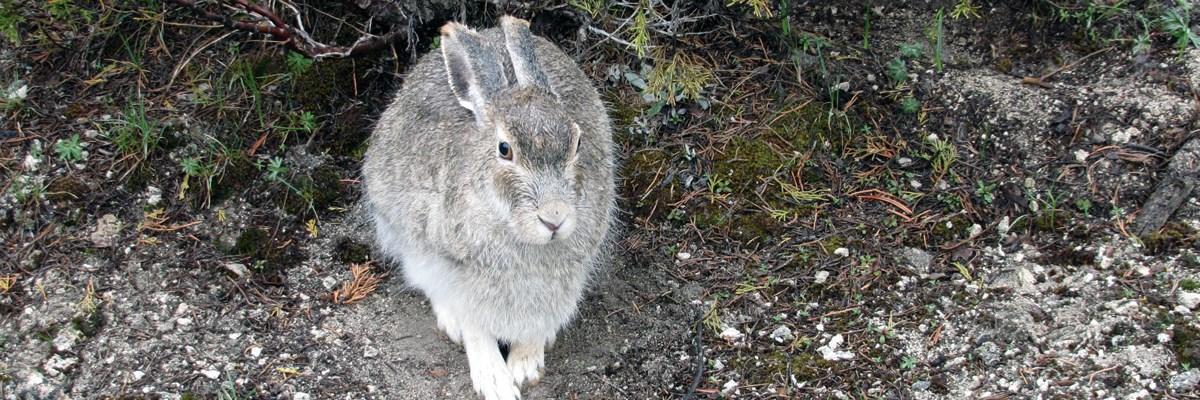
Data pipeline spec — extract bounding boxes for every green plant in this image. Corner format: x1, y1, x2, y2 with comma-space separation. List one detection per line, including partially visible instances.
263, 157, 316, 214
106, 98, 164, 169
285, 51, 313, 75
43, 0, 95, 25
975, 181, 996, 205
899, 43, 923, 58
569, 0, 607, 17
900, 355, 917, 369
2, 78, 27, 113
726, 0, 772, 18
926, 135, 957, 180
1159, 2, 1200, 51
54, 134, 83, 162
950, 0, 982, 19
900, 96, 920, 114
929, 8, 945, 72
0, 1, 24, 45
216, 377, 245, 400
708, 175, 732, 195
886, 58, 908, 85
1132, 13, 1152, 54
628, 2, 651, 57
1074, 198, 1092, 216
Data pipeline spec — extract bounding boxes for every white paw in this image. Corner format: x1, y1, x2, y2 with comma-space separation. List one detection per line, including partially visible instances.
432, 304, 463, 344
506, 341, 545, 387
464, 334, 521, 400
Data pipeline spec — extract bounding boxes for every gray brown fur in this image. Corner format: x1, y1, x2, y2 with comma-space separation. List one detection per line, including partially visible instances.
363, 16, 615, 400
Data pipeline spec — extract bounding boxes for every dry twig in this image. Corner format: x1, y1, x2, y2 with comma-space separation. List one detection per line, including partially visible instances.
331, 261, 387, 304
164, 0, 406, 58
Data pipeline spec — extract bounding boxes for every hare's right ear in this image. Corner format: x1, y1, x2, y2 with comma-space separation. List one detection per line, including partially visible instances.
440, 22, 504, 121
501, 16, 553, 95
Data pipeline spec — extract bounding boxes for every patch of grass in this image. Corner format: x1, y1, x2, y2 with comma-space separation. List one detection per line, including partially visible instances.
929, 8, 945, 72
0, 1, 23, 45
105, 98, 164, 172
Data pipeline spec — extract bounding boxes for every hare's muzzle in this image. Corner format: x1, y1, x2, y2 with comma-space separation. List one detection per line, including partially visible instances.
536, 200, 575, 241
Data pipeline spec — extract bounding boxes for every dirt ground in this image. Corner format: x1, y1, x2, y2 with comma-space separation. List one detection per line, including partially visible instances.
2, 0, 1199, 399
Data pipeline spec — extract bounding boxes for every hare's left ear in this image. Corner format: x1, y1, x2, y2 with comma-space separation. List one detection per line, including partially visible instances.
441, 22, 504, 119
501, 16, 553, 95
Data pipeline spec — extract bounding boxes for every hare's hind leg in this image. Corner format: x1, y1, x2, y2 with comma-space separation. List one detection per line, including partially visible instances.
462, 326, 521, 400
506, 339, 547, 387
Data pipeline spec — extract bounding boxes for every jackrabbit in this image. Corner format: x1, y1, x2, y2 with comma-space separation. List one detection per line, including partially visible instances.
363, 16, 615, 400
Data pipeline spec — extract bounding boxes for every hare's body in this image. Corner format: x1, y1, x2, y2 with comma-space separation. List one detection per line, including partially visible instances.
364, 17, 614, 400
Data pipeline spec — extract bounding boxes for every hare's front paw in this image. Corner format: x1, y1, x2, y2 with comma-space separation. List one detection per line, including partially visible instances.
432, 304, 463, 345
506, 341, 546, 387
464, 333, 521, 400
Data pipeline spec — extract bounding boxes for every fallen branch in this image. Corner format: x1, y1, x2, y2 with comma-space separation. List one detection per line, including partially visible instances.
164, 0, 406, 59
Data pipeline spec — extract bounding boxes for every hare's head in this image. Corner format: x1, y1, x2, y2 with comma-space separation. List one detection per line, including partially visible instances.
440, 17, 585, 245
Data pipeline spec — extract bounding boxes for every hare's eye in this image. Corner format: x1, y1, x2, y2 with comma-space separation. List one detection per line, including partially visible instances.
498, 141, 513, 160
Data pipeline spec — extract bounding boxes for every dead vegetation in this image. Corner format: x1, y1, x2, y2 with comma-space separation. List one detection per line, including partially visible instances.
1, 0, 1198, 398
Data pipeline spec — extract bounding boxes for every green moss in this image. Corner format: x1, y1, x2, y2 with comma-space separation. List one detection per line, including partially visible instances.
292, 60, 355, 114
621, 149, 681, 219
930, 214, 974, 245
994, 58, 1013, 73
730, 347, 834, 385
231, 227, 301, 270
1142, 222, 1198, 256
1175, 324, 1200, 366
71, 310, 104, 338
45, 177, 87, 204
279, 165, 344, 216
207, 153, 257, 205
233, 228, 269, 257
333, 238, 371, 265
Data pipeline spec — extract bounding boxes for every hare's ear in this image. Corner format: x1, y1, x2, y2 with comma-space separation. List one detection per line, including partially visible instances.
501, 16, 553, 94
441, 22, 504, 118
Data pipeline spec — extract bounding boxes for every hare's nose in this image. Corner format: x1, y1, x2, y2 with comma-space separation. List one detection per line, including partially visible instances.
539, 217, 561, 232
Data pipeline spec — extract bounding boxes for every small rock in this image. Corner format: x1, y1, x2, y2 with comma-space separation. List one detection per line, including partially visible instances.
1179, 292, 1200, 310
719, 326, 744, 342
89, 214, 121, 248
817, 334, 854, 361
833, 248, 850, 257
1171, 369, 1200, 392
1074, 149, 1090, 162
250, 347, 263, 358
769, 325, 794, 343
132, 371, 145, 381
146, 186, 162, 206
200, 369, 220, 380
676, 252, 691, 261
363, 346, 380, 359
52, 326, 81, 352
43, 355, 77, 376
897, 157, 913, 167
900, 248, 934, 275
814, 270, 830, 284
712, 359, 725, 371
911, 381, 931, 391
224, 263, 250, 278
974, 341, 1003, 367
293, 393, 312, 400
721, 380, 739, 395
